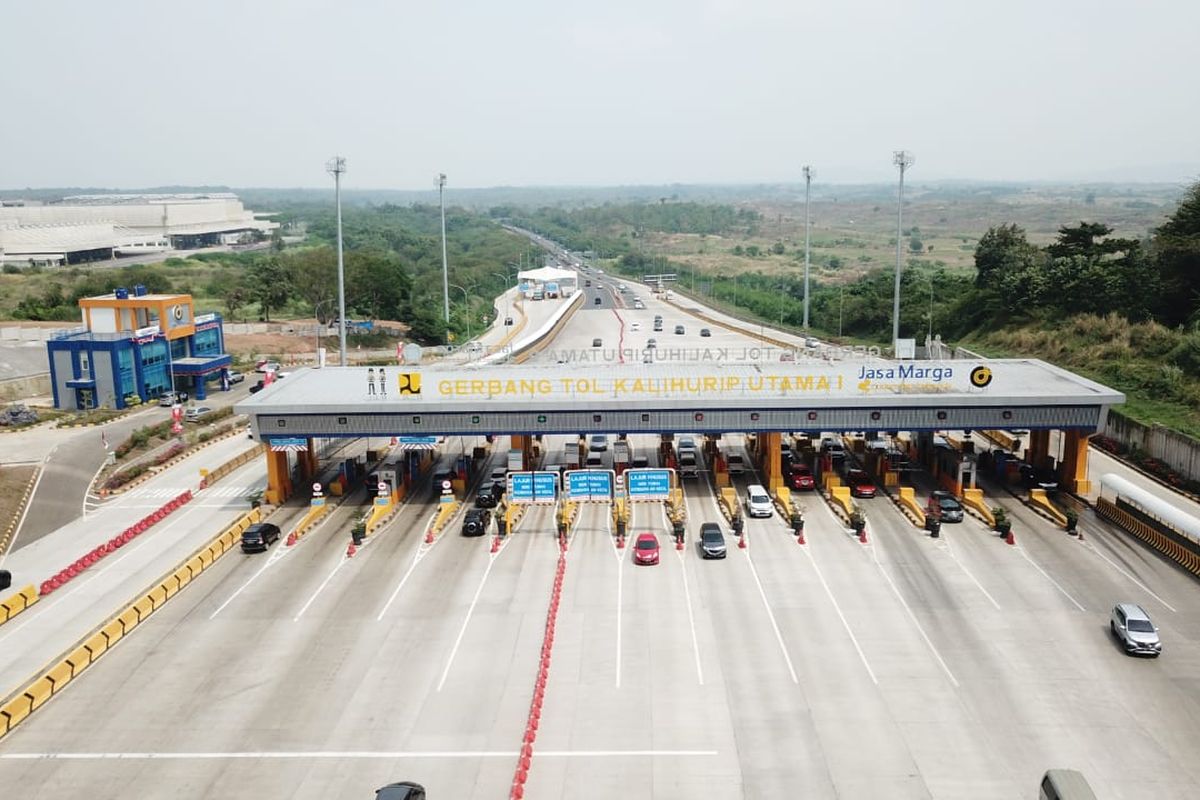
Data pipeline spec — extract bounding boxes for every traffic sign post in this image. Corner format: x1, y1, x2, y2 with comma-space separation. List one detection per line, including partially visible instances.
625, 468, 673, 501
564, 469, 614, 501
507, 471, 560, 504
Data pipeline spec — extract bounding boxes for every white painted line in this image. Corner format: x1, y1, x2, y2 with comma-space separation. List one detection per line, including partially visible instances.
0, 459, 46, 568
292, 554, 352, 621
435, 546, 503, 692
868, 545, 960, 687
209, 540, 290, 619
0, 749, 719, 760
375, 510, 445, 620
740, 546, 800, 684
799, 545, 878, 685
663, 506, 703, 686
1083, 539, 1177, 613
80, 456, 109, 520
1015, 544, 1087, 612
608, 509, 623, 689
939, 531, 1002, 611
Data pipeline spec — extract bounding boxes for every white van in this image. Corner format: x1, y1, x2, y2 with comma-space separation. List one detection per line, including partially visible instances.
744, 484, 773, 518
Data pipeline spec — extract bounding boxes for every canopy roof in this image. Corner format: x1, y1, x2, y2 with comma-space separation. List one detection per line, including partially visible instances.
518, 266, 576, 282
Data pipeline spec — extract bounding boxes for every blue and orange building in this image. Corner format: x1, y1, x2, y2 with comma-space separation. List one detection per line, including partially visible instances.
47, 285, 232, 410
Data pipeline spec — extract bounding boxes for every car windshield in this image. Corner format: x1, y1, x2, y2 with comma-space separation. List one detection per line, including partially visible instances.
751, 493, 768, 504
729, 455, 744, 463
636, 538, 657, 550
1127, 618, 1155, 632
702, 531, 722, 543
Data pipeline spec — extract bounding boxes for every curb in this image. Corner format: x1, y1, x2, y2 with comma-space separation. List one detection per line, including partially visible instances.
100, 423, 247, 496
0, 465, 41, 557
0, 508, 262, 741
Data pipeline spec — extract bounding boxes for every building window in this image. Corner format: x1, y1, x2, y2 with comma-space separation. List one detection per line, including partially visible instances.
193, 326, 221, 356
79, 352, 90, 374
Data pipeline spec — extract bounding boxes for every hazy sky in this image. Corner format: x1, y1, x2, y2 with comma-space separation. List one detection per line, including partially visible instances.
2, 0, 1198, 189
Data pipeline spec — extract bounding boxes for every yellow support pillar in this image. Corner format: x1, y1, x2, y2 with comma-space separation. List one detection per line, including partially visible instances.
511, 435, 532, 470
762, 431, 782, 491
1061, 430, 1092, 495
264, 447, 292, 505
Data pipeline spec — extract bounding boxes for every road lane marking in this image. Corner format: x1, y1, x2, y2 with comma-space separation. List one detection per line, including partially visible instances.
436, 541, 505, 692
939, 530, 1002, 611
867, 543, 960, 687
740, 541, 800, 684
1015, 545, 1087, 612
209, 538, 292, 619
0, 749, 719, 760
375, 511, 446, 620
1082, 538, 1177, 613
799, 545, 878, 685
609, 510, 624, 689
292, 550, 355, 621
662, 506, 703, 686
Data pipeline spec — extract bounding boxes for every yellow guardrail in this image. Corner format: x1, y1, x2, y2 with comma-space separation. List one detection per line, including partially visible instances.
897, 487, 927, 527
430, 500, 461, 536
202, 443, 262, 488
1097, 497, 1200, 578
0, 508, 262, 741
1029, 489, 1068, 526
960, 488, 994, 527
0, 585, 39, 628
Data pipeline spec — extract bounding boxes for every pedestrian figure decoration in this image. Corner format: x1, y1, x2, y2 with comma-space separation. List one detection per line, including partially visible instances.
378, 367, 387, 396
367, 367, 376, 396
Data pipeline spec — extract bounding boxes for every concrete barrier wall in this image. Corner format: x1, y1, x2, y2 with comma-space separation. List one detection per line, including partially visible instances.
0, 373, 51, 401
1102, 410, 1200, 484
0, 508, 262, 741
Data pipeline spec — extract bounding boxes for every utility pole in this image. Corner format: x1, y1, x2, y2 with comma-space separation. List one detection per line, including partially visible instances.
802, 165, 814, 329
326, 156, 347, 366
892, 150, 914, 349
437, 173, 450, 329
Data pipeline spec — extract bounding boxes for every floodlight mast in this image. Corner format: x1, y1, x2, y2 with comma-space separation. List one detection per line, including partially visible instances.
437, 174, 450, 331
892, 150, 914, 350
326, 156, 347, 365
802, 165, 814, 329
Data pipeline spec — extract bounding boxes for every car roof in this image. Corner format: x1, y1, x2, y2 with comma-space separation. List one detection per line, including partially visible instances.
1115, 602, 1151, 620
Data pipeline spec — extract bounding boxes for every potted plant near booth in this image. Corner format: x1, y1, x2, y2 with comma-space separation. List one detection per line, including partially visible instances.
1063, 509, 1079, 535
351, 520, 367, 545
247, 489, 264, 510
992, 506, 1011, 537
849, 508, 866, 535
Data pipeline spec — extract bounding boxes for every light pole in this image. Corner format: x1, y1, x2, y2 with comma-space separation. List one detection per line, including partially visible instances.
839, 285, 844, 338
437, 173, 450, 330
450, 283, 471, 341
927, 272, 935, 344
802, 165, 814, 329
778, 283, 787, 327
892, 150, 914, 350
326, 156, 347, 366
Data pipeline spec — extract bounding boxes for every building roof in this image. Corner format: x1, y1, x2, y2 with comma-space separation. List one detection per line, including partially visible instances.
518, 266, 577, 282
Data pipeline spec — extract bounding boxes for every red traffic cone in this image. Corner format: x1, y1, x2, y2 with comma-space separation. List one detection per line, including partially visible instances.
738, 533, 747, 549
616, 533, 625, 549
858, 527, 868, 544
796, 530, 806, 545
1005, 530, 1015, 546
425, 530, 434, 544
675, 538, 683, 550
286, 532, 297, 547
346, 542, 357, 557
491, 535, 500, 553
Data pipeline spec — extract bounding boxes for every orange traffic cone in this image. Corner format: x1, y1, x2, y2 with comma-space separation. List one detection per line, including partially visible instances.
346, 542, 357, 557
286, 532, 297, 547
1006, 530, 1015, 546
858, 527, 868, 544
737, 533, 747, 549
491, 535, 500, 553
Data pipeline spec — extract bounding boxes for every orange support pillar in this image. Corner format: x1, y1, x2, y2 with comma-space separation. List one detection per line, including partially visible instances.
298, 439, 317, 481
762, 431, 782, 491
1060, 430, 1091, 495
264, 447, 293, 505
511, 435, 531, 470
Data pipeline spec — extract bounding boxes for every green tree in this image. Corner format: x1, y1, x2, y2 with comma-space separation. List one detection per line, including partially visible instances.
1152, 181, 1200, 325
771, 241, 785, 255
246, 258, 292, 322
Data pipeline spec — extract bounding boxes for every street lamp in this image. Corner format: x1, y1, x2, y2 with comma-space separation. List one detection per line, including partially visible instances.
326, 156, 347, 366
450, 283, 471, 341
437, 174, 450, 329
802, 165, 814, 329
927, 272, 935, 344
892, 150, 914, 350
492, 271, 511, 321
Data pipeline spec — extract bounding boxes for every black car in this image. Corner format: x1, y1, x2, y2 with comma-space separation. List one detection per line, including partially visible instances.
1019, 463, 1059, 492
698, 522, 727, 559
249, 380, 265, 394
928, 490, 964, 523
376, 783, 426, 800
474, 483, 501, 508
594, 297, 602, 305
241, 522, 281, 553
700, 328, 712, 337
462, 508, 490, 536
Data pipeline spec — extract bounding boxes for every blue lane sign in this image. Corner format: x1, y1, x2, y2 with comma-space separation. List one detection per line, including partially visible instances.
566, 469, 613, 500
626, 468, 672, 499
399, 436, 439, 445
268, 436, 309, 452
508, 471, 559, 503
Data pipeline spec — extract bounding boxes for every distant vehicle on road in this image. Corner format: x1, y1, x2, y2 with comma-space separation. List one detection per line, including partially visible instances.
461, 508, 490, 537
227, 370, 245, 384
375, 782, 426, 800
699, 522, 727, 559
1110, 603, 1162, 656
845, 469, 876, 498
787, 463, 815, 491
927, 490, 963, 522
674, 325, 685, 335
159, 391, 188, 407
679, 450, 699, 478
700, 328, 711, 337
241, 522, 281, 553
589, 434, 608, 452
744, 484, 773, 518
633, 532, 660, 565
185, 406, 213, 422
726, 453, 746, 475
255, 360, 281, 373
1020, 463, 1059, 492
249, 380, 265, 394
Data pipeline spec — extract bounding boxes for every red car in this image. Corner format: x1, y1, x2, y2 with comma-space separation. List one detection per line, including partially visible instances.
788, 464, 815, 491
633, 532, 660, 565
845, 469, 876, 498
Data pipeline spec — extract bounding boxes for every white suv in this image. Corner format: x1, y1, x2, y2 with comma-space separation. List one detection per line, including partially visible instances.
744, 484, 773, 518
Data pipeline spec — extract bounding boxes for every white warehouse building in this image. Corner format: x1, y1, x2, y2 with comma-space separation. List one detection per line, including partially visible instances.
0, 193, 278, 265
